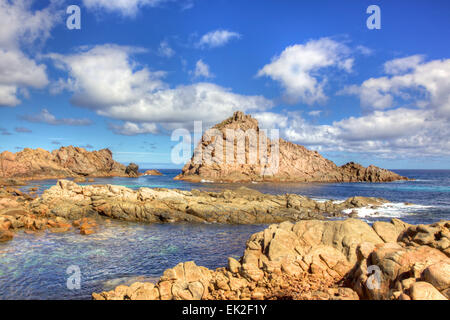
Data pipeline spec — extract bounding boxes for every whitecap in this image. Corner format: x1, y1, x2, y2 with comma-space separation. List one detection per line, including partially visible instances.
342, 202, 432, 219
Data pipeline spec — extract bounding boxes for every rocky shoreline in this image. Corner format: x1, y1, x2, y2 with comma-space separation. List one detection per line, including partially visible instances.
93, 218, 450, 300
1, 179, 390, 241
33, 180, 386, 223
0, 146, 163, 183
1, 179, 449, 300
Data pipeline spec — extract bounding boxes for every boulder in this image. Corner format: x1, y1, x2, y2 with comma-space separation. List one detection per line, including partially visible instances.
125, 163, 139, 178
409, 282, 447, 300
422, 262, 450, 291
143, 169, 163, 176
0, 229, 13, 242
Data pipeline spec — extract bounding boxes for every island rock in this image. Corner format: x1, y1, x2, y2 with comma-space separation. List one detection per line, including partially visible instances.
175, 111, 409, 183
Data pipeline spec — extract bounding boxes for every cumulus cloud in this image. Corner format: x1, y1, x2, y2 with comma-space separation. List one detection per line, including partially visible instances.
20, 109, 92, 126
263, 109, 450, 158
49, 44, 272, 134
343, 57, 450, 117
82, 0, 168, 17
257, 38, 353, 105
253, 112, 288, 129
264, 57, 450, 158
0, 49, 48, 106
0, 0, 61, 106
193, 59, 213, 78
197, 29, 241, 48
48, 45, 167, 109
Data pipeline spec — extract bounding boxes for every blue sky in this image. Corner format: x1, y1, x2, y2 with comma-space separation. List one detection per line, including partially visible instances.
0, 0, 449, 169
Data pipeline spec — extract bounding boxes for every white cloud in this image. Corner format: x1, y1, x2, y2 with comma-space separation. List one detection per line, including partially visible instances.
0, 0, 61, 107
0, 49, 48, 106
158, 40, 175, 58
308, 110, 322, 117
193, 59, 213, 78
20, 108, 92, 126
271, 108, 450, 158
257, 38, 353, 105
49, 44, 273, 134
383, 55, 425, 75
253, 112, 288, 129
109, 122, 158, 135
197, 29, 241, 48
0, 0, 61, 50
82, 0, 168, 17
0, 85, 20, 106
356, 45, 373, 56
48, 44, 167, 109
266, 55, 450, 159
343, 57, 450, 117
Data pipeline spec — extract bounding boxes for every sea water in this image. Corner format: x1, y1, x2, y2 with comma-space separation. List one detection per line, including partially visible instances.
1, 169, 449, 299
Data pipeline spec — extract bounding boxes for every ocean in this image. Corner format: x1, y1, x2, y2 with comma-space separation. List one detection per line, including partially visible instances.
1, 169, 449, 299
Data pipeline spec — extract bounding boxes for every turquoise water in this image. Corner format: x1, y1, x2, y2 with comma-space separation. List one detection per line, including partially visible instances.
2, 169, 449, 299
0, 220, 264, 300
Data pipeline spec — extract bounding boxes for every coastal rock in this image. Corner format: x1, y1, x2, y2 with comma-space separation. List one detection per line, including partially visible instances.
143, 169, 163, 176
94, 218, 449, 301
30, 180, 389, 224
125, 163, 140, 178
409, 282, 447, 300
422, 262, 450, 291
74, 217, 98, 235
175, 111, 409, 183
398, 221, 450, 255
0, 146, 126, 180
372, 219, 411, 243
0, 229, 14, 242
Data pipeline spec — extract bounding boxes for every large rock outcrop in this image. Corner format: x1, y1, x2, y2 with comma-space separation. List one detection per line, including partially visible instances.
175, 111, 408, 183
28, 180, 388, 224
93, 219, 450, 300
0, 146, 126, 180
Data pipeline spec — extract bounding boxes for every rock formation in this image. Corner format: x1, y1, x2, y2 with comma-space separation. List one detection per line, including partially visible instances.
0, 185, 97, 240
144, 169, 163, 176
27, 180, 387, 224
125, 163, 140, 178
175, 111, 408, 183
93, 218, 450, 300
0, 146, 127, 180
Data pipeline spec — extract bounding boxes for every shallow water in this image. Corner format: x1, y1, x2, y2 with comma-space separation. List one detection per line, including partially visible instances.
3, 169, 449, 299
0, 220, 265, 300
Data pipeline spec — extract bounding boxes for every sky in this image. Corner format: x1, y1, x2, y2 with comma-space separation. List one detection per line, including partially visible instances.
0, 0, 449, 169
